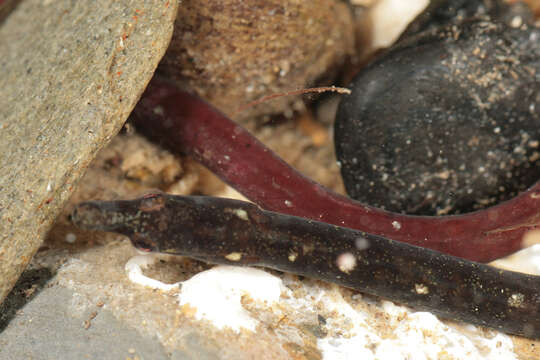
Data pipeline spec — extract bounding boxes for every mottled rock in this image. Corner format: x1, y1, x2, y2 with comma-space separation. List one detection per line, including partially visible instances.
0, 0, 178, 303
335, 17, 540, 215
158, 0, 354, 121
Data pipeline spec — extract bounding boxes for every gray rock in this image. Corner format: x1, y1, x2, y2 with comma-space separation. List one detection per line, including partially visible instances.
0, 0, 178, 303
0, 286, 172, 360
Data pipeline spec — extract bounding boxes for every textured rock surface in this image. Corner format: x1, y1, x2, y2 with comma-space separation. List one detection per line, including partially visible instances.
159, 0, 355, 121
336, 18, 540, 215
0, 287, 175, 360
0, 0, 178, 303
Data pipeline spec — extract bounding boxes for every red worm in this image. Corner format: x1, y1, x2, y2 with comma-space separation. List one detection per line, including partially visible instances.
130, 77, 540, 262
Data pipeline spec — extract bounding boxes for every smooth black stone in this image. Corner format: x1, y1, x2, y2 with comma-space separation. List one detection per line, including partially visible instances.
335, 19, 539, 215
400, 0, 531, 39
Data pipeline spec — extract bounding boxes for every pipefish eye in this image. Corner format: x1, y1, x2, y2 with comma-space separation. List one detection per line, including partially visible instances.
130, 233, 157, 252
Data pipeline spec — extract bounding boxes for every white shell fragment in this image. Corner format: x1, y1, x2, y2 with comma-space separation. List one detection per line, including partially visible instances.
125, 254, 180, 292
178, 266, 284, 332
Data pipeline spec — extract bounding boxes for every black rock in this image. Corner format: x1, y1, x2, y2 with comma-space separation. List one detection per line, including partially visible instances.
400, 0, 532, 38
335, 17, 539, 215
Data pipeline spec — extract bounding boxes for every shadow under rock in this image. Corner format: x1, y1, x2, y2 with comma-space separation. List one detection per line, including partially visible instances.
0, 267, 54, 332
0, 0, 24, 25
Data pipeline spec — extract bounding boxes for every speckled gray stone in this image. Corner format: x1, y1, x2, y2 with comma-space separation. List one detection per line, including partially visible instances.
0, 0, 178, 303
0, 286, 173, 360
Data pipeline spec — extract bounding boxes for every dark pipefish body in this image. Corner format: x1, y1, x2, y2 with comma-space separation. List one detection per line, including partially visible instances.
71, 193, 540, 338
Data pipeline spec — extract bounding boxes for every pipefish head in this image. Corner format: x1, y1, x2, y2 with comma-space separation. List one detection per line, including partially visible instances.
70, 192, 169, 252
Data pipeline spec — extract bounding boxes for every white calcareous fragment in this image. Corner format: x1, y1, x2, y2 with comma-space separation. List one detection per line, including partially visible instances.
369, 0, 429, 49
415, 283, 429, 295
225, 252, 243, 261
336, 252, 357, 274
125, 254, 180, 291
318, 296, 517, 360
179, 266, 284, 332
507, 293, 525, 308
233, 208, 249, 221
288, 251, 298, 262
490, 243, 540, 276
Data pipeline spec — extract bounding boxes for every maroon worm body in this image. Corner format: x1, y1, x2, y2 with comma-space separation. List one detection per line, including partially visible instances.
130, 78, 540, 262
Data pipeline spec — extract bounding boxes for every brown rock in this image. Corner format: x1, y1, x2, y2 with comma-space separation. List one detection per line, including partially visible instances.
159, 0, 355, 121
0, 0, 178, 304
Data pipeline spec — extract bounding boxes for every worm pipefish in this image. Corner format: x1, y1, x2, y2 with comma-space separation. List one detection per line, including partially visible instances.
71, 193, 540, 339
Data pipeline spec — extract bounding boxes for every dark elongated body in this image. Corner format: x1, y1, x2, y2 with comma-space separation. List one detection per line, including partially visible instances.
71, 193, 540, 338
